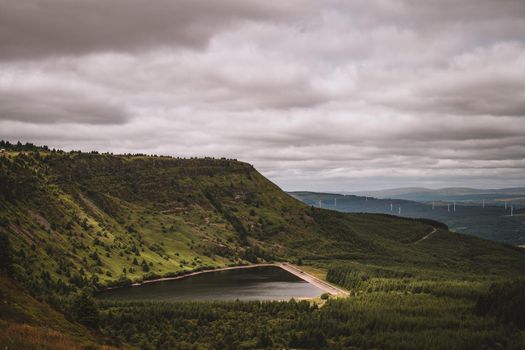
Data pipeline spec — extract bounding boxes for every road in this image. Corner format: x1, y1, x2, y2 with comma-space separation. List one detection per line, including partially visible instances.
414, 227, 437, 244
278, 263, 349, 296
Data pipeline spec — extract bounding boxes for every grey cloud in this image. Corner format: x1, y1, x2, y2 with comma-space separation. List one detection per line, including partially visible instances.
0, 91, 129, 124
0, 0, 301, 60
1, 0, 525, 191
379, 65, 525, 117
329, 0, 525, 26
417, 75, 525, 117
397, 0, 525, 22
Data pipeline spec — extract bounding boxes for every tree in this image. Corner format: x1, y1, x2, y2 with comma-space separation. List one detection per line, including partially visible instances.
0, 234, 12, 275
70, 290, 99, 328
476, 280, 525, 329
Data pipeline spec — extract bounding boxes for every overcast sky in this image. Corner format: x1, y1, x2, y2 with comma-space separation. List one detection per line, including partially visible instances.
1, 0, 525, 191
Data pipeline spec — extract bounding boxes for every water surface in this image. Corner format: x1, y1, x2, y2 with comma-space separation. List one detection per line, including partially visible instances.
97, 266, 323, 302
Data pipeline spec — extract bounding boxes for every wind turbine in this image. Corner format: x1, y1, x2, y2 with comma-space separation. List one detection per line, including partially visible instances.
398, 207, 401, 215
390, 203, 393, 212
453, 201, 456, 212
482, 199, 485, 209
447, 203, 450, 212
511, 205, 514, 217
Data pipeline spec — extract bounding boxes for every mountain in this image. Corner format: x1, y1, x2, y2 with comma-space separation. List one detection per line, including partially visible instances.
351, 187, 525, 204
290, 191, 525, 245
1, 144, 522, 289
1, 142, 525, 349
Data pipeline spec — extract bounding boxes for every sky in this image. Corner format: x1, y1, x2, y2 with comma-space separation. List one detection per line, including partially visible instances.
1, 0, 525, 191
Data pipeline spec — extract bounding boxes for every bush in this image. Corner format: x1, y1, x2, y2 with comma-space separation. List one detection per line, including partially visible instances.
69, 290, 99, 328
476, 279, 525, 329
0, 233, 13, 275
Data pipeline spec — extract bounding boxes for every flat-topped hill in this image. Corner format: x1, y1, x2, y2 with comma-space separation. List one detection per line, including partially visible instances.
1, 144, 523, 297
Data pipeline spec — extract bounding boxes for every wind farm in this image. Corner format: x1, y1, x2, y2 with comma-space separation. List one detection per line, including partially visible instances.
291, 190, 525, 245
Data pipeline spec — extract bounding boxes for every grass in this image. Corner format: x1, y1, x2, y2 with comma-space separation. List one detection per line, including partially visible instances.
0, 275, 120, 350
0, 322, 118, 350
294, 265, 328, 280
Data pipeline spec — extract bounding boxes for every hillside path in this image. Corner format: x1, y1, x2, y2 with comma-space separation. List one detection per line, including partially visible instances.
414, 227, 437, 244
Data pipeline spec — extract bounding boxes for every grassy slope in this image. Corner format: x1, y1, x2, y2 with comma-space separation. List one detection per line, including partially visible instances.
1, 150, 523, 290
1, 150, 525, 283
0, 275, 119, 350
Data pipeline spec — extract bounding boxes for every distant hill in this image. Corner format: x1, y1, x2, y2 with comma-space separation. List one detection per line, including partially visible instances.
289, 191, 525, 245
350, 187, 525, 204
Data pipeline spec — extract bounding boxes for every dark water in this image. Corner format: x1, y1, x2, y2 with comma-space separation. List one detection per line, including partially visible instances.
97, 266, 323, 302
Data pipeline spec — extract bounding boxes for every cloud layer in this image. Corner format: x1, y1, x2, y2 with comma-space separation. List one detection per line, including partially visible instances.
1, 0, 524, 191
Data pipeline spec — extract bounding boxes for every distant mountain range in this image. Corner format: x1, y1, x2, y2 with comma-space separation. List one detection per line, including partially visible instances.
348, 187, 525, 204
289, 191, 525, 245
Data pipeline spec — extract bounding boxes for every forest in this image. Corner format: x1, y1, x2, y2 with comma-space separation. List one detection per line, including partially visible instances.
95, 278, 525, 349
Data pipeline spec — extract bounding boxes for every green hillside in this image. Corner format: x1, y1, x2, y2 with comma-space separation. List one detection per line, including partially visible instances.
0, 274, 123, 349
2, 144, 523, 290
1, 142, 525, 349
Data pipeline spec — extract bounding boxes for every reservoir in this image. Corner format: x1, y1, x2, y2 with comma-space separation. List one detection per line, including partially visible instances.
97, 265, 324, 302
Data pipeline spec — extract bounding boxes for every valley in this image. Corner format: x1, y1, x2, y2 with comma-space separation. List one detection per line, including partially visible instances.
1, 143, 524, 349
2, 1, 525, 348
